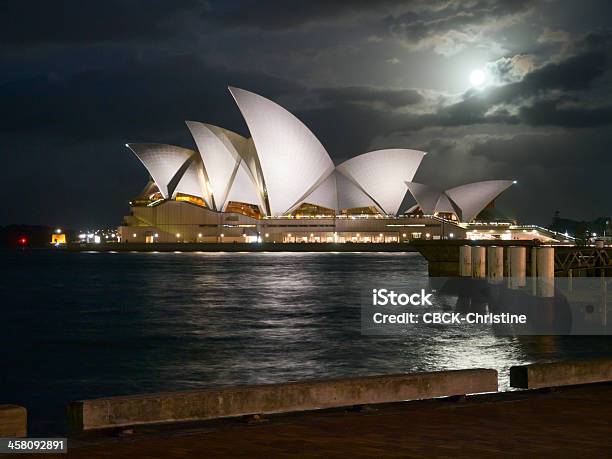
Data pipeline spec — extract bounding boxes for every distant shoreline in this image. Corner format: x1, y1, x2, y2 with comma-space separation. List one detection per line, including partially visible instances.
65, 242, 418, 253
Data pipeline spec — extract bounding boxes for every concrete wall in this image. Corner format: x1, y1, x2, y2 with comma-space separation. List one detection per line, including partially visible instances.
68, 370, 497, 431
0, 405, 27, 437
510, 358, 612, 389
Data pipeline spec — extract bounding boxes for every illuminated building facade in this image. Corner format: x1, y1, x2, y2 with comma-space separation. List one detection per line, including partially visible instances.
118, 87, 566, 243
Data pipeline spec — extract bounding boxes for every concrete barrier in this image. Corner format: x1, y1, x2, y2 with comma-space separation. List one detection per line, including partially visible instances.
510, 358, 612, 389
68, 370, 497, 431
0, 405, 27, 437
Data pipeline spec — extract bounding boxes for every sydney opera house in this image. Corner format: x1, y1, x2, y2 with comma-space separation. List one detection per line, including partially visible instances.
118, 87, 562, 243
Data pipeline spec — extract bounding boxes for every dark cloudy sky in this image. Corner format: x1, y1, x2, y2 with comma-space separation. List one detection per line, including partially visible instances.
2, 0, 612, 228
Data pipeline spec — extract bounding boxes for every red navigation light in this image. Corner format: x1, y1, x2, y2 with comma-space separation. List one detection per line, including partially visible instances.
18, 236, 28, 246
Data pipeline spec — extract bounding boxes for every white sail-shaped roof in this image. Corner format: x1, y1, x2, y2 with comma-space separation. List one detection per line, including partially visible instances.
336, 172, 380, 212
336, 149, 426, 216
297, 171, 338, 212
405, 180, 513, 221
126, 143, 196, 199
434, 193, 460, 215
237, 138, 268, 214
404, 182, 441, 215
222, 161, 264, 211
186, 121, 248, 210
445, 180, 515, 222
229, 86, 335, 216
173, 156, 211, 205
137, 179, 160, 200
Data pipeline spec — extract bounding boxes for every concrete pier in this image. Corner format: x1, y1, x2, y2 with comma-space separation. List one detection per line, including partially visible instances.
51, 383, 612, 458
13, 359, 612, 456
412, 240, 541, 277
68, 370, 498, 431
413, 240, 612, 277
0, 405, 26, 437
510, 358, 612, 389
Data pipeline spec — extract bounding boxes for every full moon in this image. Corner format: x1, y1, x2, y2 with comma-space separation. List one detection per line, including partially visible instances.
469, 69, 486, 87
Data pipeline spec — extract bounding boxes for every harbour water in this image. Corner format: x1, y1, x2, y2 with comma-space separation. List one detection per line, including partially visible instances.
1, 250, 611, 434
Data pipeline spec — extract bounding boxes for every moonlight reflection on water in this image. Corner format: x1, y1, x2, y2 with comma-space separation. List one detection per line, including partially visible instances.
1, 250, 611, 434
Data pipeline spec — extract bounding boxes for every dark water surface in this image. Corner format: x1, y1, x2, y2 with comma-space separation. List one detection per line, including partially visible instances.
1, 249, 611, 434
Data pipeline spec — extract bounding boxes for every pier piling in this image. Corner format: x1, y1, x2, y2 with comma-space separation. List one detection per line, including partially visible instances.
486, 246, 504, 284
508, 246, 526, 289
459, 245, 472, 277
536, 247, 555, 298
472, 246, 486, 279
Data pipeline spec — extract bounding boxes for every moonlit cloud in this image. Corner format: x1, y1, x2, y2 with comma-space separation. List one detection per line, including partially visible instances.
386, 0, 534, 56
1, 0, 612, 227
486, 55, 537, 84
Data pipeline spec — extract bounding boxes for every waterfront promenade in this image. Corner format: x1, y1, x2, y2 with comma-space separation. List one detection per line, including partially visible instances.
21, 382, 612, 458
67, 241, 417, 252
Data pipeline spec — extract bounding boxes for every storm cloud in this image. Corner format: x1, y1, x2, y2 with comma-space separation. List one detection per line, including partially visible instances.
1, 0, 612, 227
